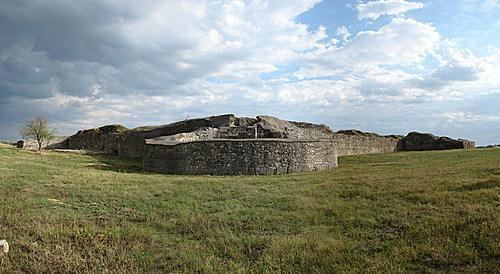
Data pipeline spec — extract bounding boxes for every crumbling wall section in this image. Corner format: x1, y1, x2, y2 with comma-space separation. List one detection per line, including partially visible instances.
64, 117, 226, 157
66, 125, 125, 153
399, 132, 475, 151
254, 116, 334, 139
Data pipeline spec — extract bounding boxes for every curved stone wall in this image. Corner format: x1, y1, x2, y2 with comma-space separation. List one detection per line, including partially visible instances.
144, 139, 338, 175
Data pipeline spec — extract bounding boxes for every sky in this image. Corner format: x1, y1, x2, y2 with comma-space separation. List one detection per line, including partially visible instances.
0, 0, 499, 145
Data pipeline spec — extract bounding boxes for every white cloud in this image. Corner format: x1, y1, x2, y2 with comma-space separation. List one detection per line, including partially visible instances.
481, 0, 500, 10
298, 17, 440, 78
292, 16, 499, 109
1, 0, 499, 145
340, 18, 438, 64
355, 0, 424, 20
336, 26, 351, 42
0, 0, 324, 98
442, 112, 500, 123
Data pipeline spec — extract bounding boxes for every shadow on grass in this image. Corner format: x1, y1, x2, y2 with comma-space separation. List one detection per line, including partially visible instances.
484, 168, 500, 176
89, 154, 145, 174
454, 179, 500, 192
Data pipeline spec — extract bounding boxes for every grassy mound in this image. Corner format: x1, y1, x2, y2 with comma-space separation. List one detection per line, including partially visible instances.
0, 146, 498, 272
0, 143, 14, 148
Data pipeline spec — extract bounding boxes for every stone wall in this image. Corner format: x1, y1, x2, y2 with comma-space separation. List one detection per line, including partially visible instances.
31, 114, 475, 179
65, 125, 125, 153
61, 114, 337, 159
63, 115, 239, 158
216, 126, 257, 139
40, 115, 405, 160
145, 128, 219, 144
144, 139, 338, 175
332, 130, 402, 156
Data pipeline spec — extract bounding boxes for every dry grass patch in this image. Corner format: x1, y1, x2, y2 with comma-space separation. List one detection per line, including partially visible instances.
0, 145, 498, 273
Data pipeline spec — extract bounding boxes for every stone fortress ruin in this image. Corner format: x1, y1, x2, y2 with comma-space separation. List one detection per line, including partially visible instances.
17, 114, 475, 175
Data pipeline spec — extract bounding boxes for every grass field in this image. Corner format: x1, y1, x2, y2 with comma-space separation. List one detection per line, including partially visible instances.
0, 144, 498, 273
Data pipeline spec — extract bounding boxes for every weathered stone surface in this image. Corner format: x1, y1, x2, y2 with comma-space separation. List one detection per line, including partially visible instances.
399, 132, 475, 151
66, 125, 124, 153
141, 115, 339, 175
45, 114, 458, 161
18, 114, 475, 161
333, 131, 402, 156
64, 114, 248, 158
60, 114, 337, 158
336, 129, 403, 139
254, 115, 334, 139
146, 128, 219, 144
144, 139, 338, 175
216, 126, 257, 139
18, 114, 478, 177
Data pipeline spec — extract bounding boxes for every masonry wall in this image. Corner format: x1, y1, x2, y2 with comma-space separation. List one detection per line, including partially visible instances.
59, 128, 404, 159
144, 139, 338, 175
115, 133, 151, 158
67, 132, 119, 152
332, 133, 402, 156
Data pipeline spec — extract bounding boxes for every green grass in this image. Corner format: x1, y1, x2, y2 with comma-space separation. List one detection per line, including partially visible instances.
0, 146, 498, 273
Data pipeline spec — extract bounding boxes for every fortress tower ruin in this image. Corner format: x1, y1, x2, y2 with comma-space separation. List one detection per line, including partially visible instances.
17, 114, 475, 175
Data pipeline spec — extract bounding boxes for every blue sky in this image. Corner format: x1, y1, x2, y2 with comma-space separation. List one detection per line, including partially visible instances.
0, 0, 499, 144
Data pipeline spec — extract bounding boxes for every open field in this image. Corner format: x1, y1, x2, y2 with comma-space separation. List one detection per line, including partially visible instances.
0, 146, 498, 273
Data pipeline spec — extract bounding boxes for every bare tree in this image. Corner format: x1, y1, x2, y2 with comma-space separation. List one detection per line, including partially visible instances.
20, 117, 56, 151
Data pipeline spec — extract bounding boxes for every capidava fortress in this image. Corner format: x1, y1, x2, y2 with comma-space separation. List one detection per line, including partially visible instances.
17, 114, 475, 175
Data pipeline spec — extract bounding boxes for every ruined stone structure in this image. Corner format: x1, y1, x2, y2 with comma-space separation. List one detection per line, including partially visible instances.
398, 132, 475, 151
144, 139, 337, 175
17, 114, 475, 175
140, 115, 338, 175
60, 114, 337, 159
39, 115, 340, 175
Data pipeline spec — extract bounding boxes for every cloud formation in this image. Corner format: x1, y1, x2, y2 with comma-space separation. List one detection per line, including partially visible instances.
0, 0, 323, 99
443, 112, 500, 123
355, 0, 424, 20
0, 0, 499, 145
